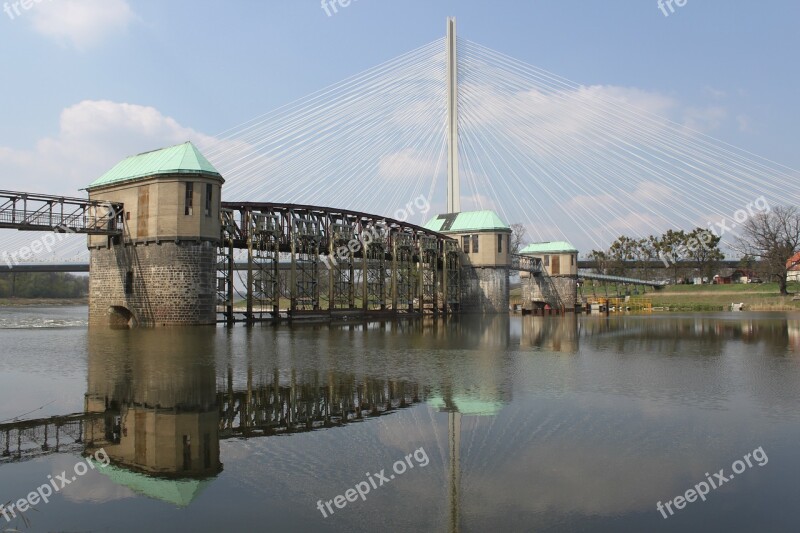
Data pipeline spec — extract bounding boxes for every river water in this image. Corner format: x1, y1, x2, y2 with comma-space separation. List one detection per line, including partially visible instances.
0, 307, 798, 532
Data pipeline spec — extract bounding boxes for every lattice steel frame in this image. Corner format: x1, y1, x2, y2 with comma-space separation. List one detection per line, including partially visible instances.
392, 232, 416, 312
419, 235, 439, 313
362, 222, 387, 311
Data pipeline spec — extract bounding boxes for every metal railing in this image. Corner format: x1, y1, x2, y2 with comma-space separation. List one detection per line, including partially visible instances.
0, 190, 123, 235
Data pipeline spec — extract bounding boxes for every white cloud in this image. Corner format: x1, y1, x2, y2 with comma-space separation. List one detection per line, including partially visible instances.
0, 100, 215, 195
30, 0, 136, 49
378, 148, 442, 181
682, 106, 728, 133
0, 100, 219, 261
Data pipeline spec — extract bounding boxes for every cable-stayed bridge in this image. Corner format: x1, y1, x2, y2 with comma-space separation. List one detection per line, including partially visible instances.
0, 19, 798, 316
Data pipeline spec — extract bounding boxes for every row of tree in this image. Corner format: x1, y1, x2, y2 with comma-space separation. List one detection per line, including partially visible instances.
0, 273, 89, 299
585, 206, 800, 294
589, 228, 724, 283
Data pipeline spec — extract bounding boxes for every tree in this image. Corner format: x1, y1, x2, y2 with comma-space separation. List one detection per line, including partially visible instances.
608, 235, 638, 277
509, 223, 527, 254
654, 229, 689, 283
633, 236, 658, 281
685, 227, 725, 283
588, 249, 609, 275
733, 205, 800, 295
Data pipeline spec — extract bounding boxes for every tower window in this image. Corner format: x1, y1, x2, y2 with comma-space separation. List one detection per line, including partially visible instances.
185, 182, 194, 216
497, 234, 503, 253
205, 184, 213, 217
124, 272, 133, 295
472, 234, 479, 253
462, 235, 470, 254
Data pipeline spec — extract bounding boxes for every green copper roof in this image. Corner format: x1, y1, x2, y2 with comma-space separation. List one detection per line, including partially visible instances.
423, 210, 510, 233
88, 142, 222, 189
520, 241, 578, 254
427, 396, 505, 416
95, 462, 212, 507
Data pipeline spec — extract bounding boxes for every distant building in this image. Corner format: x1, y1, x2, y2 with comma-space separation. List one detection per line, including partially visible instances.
518, 241, 579, 311
518, 241, 578, 276
424, 210, 512, 312
787, 252, 800, 282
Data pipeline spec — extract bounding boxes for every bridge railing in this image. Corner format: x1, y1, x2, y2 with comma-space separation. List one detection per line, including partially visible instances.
0, 190, 123, 235
511, 253, 543, 274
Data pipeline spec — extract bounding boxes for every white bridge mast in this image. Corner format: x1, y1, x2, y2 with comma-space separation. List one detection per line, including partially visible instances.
446, 17, 460, 214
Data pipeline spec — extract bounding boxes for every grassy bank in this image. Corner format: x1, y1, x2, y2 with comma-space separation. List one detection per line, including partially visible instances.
648, 282, 800, 311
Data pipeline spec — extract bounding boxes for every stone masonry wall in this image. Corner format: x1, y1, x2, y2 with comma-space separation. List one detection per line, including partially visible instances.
89, 241, 217, 327
522, 275, 578, 311
460, 265, 509, 313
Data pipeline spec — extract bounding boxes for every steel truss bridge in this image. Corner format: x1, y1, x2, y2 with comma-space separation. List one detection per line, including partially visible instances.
216, 202, 464, 323
0, 190, 122, 235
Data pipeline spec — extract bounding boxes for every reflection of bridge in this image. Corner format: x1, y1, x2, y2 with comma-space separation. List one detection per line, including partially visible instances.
218, 377, 421, 439
0, 378, 421, 465
0, 413, 107, 464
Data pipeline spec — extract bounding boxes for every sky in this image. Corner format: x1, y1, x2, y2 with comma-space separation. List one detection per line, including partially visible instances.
0, 0, 798, 254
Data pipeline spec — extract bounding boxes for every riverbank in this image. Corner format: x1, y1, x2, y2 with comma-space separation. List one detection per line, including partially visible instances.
0, 298, 87, 307
649, 282, 800, 312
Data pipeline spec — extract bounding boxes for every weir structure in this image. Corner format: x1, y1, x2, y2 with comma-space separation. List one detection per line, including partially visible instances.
79, 18, 532, 327
216, 202, 461, 323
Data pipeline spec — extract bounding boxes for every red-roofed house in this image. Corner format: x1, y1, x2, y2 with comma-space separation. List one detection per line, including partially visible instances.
787, 252, 800, 282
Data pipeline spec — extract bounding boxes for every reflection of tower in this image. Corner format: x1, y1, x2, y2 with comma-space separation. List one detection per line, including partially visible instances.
434, 386, 505, 533
520, 314, 580, 353
448, 410, 461, 533
84, 328, 221, 505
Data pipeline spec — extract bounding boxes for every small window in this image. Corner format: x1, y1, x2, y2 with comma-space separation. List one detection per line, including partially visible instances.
462, 235, 470, 254
498, 234, 503, 254
472, 235, 479, 253
124, 272, 133, 295
183, 435, 191, 471
205, 184, 213, 217
544, 255, 550, 267
185, 182, 194, 216
571, 255, 575, 266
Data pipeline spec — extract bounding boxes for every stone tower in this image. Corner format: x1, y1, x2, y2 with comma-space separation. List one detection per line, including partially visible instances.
86, 142, 224, 327
424, 210, 512, 313
519, 241, 579, 312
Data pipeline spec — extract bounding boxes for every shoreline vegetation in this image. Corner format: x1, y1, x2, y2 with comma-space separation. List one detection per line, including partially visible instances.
2, 284, 798, 312
584, 281, 800, 312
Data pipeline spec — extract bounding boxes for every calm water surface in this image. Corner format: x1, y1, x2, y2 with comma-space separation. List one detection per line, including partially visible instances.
0, 307, 799, 532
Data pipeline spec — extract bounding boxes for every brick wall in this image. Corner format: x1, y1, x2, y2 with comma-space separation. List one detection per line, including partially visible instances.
460, 265, 509, 313
522, 275, 578, 310
89, 241, 217, 327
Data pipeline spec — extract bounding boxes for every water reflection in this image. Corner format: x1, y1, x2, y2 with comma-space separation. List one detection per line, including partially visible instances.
2, 312, 800, 531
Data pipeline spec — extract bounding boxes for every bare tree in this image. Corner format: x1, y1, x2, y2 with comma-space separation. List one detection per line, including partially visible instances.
509, 223, 527, 254
733, 205, 800, 295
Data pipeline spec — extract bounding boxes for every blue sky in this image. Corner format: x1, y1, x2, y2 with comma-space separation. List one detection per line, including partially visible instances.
0, 0, 798, 252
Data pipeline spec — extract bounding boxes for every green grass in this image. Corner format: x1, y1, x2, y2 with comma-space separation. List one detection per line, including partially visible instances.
659, 282, 798, 294
583, 280, 800, 311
